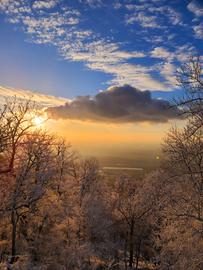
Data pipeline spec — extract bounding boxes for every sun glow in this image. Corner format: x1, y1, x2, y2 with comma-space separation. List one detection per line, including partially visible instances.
33, 115, 46, 126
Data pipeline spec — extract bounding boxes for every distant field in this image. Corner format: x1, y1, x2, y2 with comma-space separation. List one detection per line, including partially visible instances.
97, 150, 161, 177
102, 166, 144, 171
99, 167, 145, 181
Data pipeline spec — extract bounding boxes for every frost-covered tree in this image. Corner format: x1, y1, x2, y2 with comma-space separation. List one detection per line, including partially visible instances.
158, 56, 203, 270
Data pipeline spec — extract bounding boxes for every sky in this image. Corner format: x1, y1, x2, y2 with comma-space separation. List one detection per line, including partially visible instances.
0, 0, 202, 162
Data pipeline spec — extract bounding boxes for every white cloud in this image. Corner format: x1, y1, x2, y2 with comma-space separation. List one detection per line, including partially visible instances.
80, 0, 103, 8
187, 0, 203, 17
160, 61, 177, 85
32, 0, 57, 10
61, 40, 145, 64
107, 63, 169, 91
0, 0, 193, 93
60, 40, 168, 91
193, 23, 203, 39
0, 0, 15, 11
175, 44, 196, 62
125, 3, 184, 27
150, 44, 197, 86
0, 0, 32, 14
126, 11, 161, 28
165, 7, 184, 26
60, 38, 172, 91
113, 2, 122, 9
148, 6, 184, 26
125, 3, 151, 11
151, 44, 196, 63
151, 47, 172, 59
142, 35, 164, 44
161, 62, 175, 75
0, 0, 168, 91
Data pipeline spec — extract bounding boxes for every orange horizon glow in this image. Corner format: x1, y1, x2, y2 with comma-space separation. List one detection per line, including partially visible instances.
42, 117, 183, 156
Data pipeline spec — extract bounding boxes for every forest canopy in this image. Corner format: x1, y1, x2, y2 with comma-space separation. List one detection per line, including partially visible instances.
0, 56, 202, 270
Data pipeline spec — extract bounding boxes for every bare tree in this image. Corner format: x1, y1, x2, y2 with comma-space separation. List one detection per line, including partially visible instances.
1, 131, 56, 263
112, 176, 158, 269
0, 98, 37, 174
158, 56, 203, 270
175, 55, 203, 136
163, 56, 203, 226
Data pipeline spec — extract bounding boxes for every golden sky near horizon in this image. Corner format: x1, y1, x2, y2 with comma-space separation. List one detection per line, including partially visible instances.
0, 85, 183, 158
44, 118, 181, 157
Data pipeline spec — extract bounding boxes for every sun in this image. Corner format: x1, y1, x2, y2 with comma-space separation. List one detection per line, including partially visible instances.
33, 116, 45, 126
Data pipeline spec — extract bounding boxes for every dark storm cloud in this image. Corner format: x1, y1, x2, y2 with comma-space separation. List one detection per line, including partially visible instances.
46, 85, 179, 123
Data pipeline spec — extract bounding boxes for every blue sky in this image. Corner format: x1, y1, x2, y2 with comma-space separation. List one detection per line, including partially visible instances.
0, 0, 203, 100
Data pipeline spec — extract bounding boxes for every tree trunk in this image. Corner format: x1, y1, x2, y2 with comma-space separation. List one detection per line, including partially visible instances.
124, 239, 128, 270
129, 219, 134, 268
11, 210, 17, 263
135, 239, 142, 270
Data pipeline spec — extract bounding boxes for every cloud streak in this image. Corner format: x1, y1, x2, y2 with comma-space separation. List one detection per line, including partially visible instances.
47, 85, 179, 123
0, 85, 68, 107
